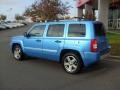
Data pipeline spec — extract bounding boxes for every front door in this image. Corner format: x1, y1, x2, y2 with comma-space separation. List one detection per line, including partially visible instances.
23, 25, 46, 58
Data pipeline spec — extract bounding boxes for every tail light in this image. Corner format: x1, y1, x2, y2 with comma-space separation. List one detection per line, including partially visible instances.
91, 39, 97, 52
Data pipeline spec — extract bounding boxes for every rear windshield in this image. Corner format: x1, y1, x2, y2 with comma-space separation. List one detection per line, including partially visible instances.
94, 23, 106, 36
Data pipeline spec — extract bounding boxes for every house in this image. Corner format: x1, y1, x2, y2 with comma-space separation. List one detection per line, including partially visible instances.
77, 0, 120, 31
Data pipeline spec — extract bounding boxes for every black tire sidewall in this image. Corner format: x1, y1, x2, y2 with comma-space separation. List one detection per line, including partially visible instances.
13, 45, 23, 60
62, 53, 82, 74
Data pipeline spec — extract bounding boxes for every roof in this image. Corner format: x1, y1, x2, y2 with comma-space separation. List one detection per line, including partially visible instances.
34, 20, 102, 26
39, 19, 96, 23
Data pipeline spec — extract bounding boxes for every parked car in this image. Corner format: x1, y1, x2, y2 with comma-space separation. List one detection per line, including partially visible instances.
0, 24, 7, 30
1, 22, 13, 29
10, 20, 110, 74
0, 22, 25, 29
15, 23, 24, 27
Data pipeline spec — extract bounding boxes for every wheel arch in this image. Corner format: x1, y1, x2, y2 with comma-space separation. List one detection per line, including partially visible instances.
12, 43, 22, 53
60, 49, 84, 67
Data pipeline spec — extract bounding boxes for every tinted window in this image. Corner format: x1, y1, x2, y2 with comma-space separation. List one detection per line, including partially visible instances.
94, 23, 106, 36
47, 24, 64, 37
28, 25, 45, 37
68, 24, 86, 37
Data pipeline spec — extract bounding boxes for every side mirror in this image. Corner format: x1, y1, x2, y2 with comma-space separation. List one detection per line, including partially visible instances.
24, 32, 29, 37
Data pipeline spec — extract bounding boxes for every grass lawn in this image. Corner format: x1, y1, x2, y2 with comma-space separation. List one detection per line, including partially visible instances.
107, 32, 120, 56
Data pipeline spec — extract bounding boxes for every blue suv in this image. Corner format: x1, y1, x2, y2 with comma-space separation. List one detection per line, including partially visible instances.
10, 20, 110, 74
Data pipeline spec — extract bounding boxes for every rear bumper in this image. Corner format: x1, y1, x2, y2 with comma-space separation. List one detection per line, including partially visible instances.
100, 53, 110, 60
82, 47, 110, 67
82, 52, 100, 67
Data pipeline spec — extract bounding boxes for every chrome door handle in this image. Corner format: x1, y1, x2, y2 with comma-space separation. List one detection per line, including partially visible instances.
36, 40, 41, 42
55, 40, 61, 43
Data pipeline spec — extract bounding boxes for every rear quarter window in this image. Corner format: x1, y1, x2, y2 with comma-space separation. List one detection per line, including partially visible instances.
68, 24, 86, 37
94, 23, 106, 36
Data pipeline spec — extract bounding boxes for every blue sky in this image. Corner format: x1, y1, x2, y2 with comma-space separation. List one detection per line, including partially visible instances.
0, 0, 77, 21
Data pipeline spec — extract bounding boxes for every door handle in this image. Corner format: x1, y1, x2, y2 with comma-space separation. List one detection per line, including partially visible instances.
36, 40, 41, 42
55, 40, 61, 43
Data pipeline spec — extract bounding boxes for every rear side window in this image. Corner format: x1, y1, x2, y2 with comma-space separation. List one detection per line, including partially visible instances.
94, 23, 106, 36
68, 24, 86, 37
47, 24, 64, 37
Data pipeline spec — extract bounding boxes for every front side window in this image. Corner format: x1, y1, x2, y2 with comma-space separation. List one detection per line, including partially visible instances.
28, 25, 46, 37
68, 24, 86, 37
47, 24, 64, 37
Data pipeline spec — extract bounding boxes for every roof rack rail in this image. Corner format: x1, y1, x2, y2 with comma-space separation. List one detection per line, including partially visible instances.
39, 20, 60, 23
74, 17, 95, 21
71, 17, 85, 20
38, 17, 91, 23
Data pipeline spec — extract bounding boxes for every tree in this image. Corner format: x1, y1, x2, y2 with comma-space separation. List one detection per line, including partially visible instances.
24, 0, 70, 21
0, 15, 7, 21
15, 14, 25, 21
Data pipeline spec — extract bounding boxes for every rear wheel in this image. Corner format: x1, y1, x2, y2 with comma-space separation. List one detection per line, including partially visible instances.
62, 53, 83, 74
13, 45, 24, 60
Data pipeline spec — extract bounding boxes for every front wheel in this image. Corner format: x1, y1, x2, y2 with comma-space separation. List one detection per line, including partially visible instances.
62, 53, 83, 74
13, 45, 24, 60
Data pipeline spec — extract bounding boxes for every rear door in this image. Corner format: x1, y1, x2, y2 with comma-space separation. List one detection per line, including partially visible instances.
42, 24, 65, 61
94, 23, 109, 54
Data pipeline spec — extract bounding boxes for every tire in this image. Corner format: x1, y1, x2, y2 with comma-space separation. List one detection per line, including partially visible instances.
62, 53, 83, 74
13, 45, 24, 60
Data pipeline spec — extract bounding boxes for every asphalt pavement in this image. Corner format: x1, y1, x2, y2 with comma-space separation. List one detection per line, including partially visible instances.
0, 24, 120, 90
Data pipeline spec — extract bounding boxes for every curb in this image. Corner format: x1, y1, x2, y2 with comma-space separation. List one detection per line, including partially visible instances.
108, 55, 120, 60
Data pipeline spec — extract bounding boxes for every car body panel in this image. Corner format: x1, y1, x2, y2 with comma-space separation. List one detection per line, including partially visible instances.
10, 20, 110, 67
22, 37, 43, 58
